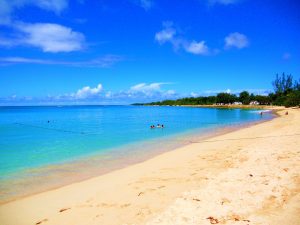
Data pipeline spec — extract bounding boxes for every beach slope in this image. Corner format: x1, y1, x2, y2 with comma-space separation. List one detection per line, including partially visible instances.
0, 108, 299, 225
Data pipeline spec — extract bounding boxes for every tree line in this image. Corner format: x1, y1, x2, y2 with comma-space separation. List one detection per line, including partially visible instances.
134, 73, 300, 107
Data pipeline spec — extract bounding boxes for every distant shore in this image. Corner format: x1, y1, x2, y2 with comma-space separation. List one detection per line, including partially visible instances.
1, 107, 299, 225
140, 104, 280, 110
177, 104, 277, 109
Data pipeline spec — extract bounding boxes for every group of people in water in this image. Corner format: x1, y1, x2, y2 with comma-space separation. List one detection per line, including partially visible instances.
150, 124, 164, 129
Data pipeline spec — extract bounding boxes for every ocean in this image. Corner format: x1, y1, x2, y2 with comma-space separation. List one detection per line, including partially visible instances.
0, 105, 273, 202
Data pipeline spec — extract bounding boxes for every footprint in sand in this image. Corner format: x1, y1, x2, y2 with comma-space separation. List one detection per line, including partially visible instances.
99, 203, 117, 207
59, 207, 71, 212
36, 219, 48, 224
120, 203, 131, 208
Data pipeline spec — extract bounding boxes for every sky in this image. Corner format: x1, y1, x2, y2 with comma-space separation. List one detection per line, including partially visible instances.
0, 0, 299, 105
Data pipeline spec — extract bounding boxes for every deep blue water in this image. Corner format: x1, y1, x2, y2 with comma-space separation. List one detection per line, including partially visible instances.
0, 105, 272, 184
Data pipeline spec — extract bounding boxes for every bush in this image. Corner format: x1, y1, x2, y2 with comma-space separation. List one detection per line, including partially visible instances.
216, 93, 237, 104
239, 91, 250, 104
273, 95, 287, 106
284, 90, 300, 107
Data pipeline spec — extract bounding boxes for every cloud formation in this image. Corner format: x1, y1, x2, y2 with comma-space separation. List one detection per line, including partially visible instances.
0, 1, 86, 53
184, 41, 210, 55
0, 22, 85, 52
155, 22, 212, 56
0, 55, 123, 67
155, 23, 249, 55
225, 32, 249, 49
128, 82, 176, 98
55, 82, 177, 103
71, 84, 103, 99
0, 0, 68, 24
155, 26, 176, 44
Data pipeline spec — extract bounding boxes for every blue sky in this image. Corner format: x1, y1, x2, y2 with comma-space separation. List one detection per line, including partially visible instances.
0, 0, 299, 105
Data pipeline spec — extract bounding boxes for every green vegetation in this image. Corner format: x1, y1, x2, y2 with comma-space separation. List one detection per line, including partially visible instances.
239, 91, 250, 105
133, 73, 300, 107
271, 73, 300, 107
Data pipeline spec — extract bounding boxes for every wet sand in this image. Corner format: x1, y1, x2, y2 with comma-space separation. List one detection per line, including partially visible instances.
0, 107, 299, 225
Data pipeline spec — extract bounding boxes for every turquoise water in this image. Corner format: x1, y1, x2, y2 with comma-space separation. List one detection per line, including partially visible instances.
0, 105, 273, 201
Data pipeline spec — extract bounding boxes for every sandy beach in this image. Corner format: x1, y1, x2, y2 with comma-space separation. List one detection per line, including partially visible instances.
0, 107, 299, 225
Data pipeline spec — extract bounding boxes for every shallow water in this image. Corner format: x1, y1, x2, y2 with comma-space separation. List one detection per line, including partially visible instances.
0, 105, 273, 202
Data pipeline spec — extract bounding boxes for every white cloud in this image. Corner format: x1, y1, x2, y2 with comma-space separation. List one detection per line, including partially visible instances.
0, 57, 47, 64
154, 22, 179, 47
155, 22, 213, 56
155, 27, 176, 44
88, 55, 123, 67
14, 22, 85, 52
165, 90, 176, 95
138, 0, 153, 10
0, 0, 68, 24
105, 91, 112, 98
33, 0, 68, 13
128, 82, 176, 98
190, 92, 199, 97
155, 23, 248, 55
225, 32, 249, 49
95, 82, 175, 102
202, 89, 232, 95
71, 84, 103, 99
0, 1, 83, 53
53, 82, 177, 103
0, 22, 85, 52
130, 82, 163, 92
0, 55, 123, 67
184, 41, 209, 55
131, 0, 153, 11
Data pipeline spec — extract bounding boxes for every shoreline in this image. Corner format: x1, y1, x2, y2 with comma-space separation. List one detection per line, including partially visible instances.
139, 104, 278, 109
0, 108, 275, 204
1, 107, 299, 225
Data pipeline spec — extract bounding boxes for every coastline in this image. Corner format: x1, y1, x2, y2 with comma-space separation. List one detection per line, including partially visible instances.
0, 108, 275, 204
1, 107, 300, 225
146, 104, 279, 110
